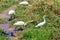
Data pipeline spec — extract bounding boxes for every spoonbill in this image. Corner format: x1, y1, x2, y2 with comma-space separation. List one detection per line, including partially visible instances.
19, 1, 29, 6
35, 15, 46, 28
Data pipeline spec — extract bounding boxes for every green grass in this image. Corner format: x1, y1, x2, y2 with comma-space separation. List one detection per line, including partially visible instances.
22, 28, 53, 40
0, 0, 60, 40
0, 0, 17, 13
0, 36, 6, 40
15, 0, 60, 40
0, 28, 6, 40
0, 18, 6, 24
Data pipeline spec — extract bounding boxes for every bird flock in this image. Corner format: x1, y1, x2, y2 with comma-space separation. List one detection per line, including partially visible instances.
0, 1, 46, 37
8, 9, 46, 27
8, 1, 46, 27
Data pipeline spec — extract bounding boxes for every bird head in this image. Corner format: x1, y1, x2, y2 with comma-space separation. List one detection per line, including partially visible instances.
43, 15, 46, 18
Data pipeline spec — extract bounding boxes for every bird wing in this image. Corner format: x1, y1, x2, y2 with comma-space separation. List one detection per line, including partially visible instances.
19, 1, 29, 4
35, 22, 45, 27
8, 10, 15, 14
14, 21, 25, 25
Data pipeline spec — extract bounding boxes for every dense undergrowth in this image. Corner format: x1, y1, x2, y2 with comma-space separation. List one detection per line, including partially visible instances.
0, 0, 60, 40
15, 0, 60, 40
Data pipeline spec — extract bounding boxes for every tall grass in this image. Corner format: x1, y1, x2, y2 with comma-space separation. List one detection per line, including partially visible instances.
15, 0, 60, 40
0, 0, 17, 13
0, 0, 60, 40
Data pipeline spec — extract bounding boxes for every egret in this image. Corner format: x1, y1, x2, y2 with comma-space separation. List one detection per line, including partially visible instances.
8, 10, 15, 15
8, 10, 16, 21
13, 20, 33, 26
19, 1, 29, 6
35, 15, 46, 28
13, 21, 26, 26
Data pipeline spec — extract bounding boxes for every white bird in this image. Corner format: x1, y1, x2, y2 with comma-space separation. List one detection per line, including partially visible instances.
19, 1, 29, 6
35, 15, 46, 27
13, 21, 26, 26
13, 20, 33, 26
8, 10, 15, 15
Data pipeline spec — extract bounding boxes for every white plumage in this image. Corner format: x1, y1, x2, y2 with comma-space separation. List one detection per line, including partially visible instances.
19, 1, 29, 6
13, 20, 33, 26
13, 21, 26, 26
8, 10, 15, 15
35, 15, 46, 27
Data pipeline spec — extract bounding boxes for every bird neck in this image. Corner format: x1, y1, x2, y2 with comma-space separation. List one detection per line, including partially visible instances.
43, 17, 46, 22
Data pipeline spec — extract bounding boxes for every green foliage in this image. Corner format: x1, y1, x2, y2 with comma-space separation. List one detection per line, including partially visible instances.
0, 28, 4, 35
0, 0, 17, 13
15, 0, 60, 40
0, 28, 6, 40
0, 0, 60, 40
0, 36, 6, 40
0, 18, 6, 24
23, 28, 53, 40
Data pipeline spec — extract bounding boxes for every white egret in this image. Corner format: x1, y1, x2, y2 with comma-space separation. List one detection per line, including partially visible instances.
13, 21, 26, 26
35, 15, 46, 27
19, 1, 29, 6
8, 10, 16, 21
13, 20, 33, 26
8, 10, 15, 15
